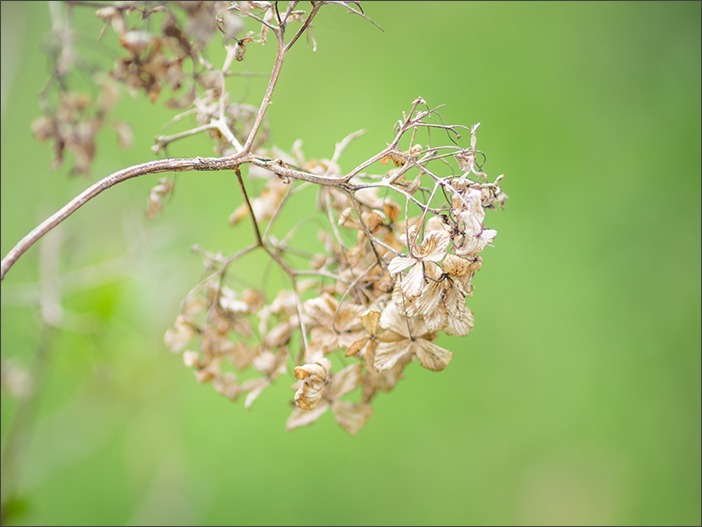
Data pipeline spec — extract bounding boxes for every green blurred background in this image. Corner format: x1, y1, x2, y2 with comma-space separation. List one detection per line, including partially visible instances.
1, 1, 700, 525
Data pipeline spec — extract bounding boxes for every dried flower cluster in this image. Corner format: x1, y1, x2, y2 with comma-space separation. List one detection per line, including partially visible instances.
31, 1, 268, 175
6, 2, 507, 434
163, 101, 506, 433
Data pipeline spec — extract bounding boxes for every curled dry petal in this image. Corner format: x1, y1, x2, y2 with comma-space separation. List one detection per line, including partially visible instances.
454, 229, 497, 258
293, 358, 331, 381
456, 210, 483, 239
480, 229, 498, 246
293, 358, 331, 410
361, 339, 379, 371
305, 294, 365, 355
455, 188, 485, 218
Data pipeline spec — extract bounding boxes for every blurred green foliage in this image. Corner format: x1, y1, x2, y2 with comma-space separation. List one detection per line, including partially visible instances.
1, 2, 700, 525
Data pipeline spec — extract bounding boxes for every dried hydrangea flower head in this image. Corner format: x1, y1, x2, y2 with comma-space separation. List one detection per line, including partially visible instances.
164, 94, 507, 434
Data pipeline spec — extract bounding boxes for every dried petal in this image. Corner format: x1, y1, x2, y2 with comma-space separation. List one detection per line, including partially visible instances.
442, 254, 473, 277
379, 302, 410, 338
229, 176, 288, 225
329, 363, 362, 399
388, 256, 415, 276
414, 339, 452, 371
443, 287, 474, 337
413, 280, 444, 319
164, 315, 195, 352
293, 358, 331, 410
213, 372, 240, 400
345, 336, 369, 357
374, 339, 410, 371
360, 308, 381, 335
182, 350, 200, 368
113, 121, 133, 148
243, 378, 270, 409
455, 149, 475, 173
383, 200, 401, 223
146, 177, 173, 219
399, 262, 425, 299
285, 403, 329, 431
413, 229, 450, 262
332, 401, 372, 435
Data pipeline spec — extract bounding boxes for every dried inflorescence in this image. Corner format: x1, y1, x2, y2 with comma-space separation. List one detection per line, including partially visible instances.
22, 2, 508, 434
163, 99, 507, 433
32, 1, 266, 175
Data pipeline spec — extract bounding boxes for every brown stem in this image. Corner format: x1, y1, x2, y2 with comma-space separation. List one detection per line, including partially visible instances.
233, 167, 264, 247
152, 123, 216, 153
251, 158, 353, 189
1, 154, 244, 281
284, 3, 322, 52
241, 31, 286, 153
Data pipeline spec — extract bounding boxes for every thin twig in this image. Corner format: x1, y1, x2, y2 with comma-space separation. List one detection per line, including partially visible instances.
153, 123, 216, 153
284, 3, 322, 51
325, 129, 366, 176
233, 167, 264, 247
242, 28, 286, 152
